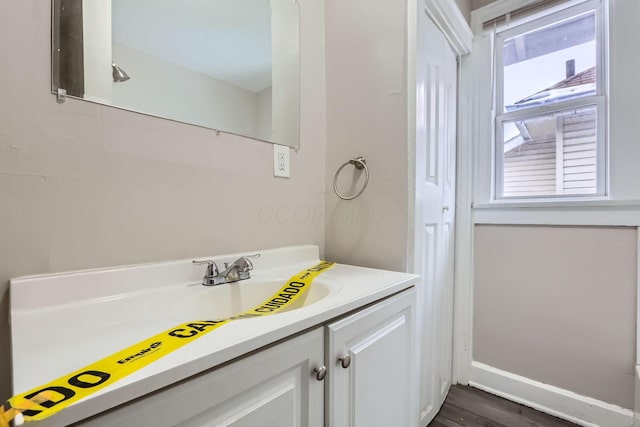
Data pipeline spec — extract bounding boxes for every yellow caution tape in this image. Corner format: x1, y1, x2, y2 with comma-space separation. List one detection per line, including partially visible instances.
1, 261, 335, 426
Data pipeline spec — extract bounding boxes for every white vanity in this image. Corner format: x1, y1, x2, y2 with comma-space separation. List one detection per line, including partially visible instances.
10, 246, 418, 426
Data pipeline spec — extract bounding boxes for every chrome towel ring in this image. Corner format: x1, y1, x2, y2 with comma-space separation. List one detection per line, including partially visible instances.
333, 156, 370, 200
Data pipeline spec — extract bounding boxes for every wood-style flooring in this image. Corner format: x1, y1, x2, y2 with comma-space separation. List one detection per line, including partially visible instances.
430, 385, 579, 427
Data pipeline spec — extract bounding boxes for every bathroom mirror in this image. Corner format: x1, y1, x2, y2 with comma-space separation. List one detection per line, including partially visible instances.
52, 0, 300, 148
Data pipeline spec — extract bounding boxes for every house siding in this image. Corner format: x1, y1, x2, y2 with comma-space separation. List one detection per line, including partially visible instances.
503, 110, 596, 197
562, 110, 597, 194
504, 139, 557, 197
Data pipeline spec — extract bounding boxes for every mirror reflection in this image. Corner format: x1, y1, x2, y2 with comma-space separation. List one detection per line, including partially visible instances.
52, 0, 300, 148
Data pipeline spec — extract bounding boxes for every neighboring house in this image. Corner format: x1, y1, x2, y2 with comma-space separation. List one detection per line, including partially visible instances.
503, 64, 597, 197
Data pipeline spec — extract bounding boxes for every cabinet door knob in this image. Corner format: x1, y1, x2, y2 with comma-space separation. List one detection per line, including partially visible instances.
338, 354, 351, 369
314, 366, 327, 381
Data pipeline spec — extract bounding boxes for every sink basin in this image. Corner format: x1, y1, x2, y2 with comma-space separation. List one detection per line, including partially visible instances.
146, 277, 334, 322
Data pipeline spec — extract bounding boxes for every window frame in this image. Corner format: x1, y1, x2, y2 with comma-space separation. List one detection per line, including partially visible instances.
492, 0, 607, 201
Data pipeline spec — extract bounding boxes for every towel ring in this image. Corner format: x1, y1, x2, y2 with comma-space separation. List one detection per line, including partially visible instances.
333, 157, 369, 200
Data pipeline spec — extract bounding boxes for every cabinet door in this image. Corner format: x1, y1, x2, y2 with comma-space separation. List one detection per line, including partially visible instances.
326, 289, 417, 427
75, 328, 325, 427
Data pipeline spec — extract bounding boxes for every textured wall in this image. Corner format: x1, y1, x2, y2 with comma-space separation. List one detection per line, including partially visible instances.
474, 225, 637, 409
0, 0, 325, 401
324, 0, 409, 272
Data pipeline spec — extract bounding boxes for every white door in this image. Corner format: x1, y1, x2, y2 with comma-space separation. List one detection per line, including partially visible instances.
75, 328, 325, 427
413, 11, 458, 427
326, 289, 416, 427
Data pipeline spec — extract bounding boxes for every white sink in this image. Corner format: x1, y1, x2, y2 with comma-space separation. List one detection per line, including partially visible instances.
147, 277, 336, 322
10, 245, 417, 427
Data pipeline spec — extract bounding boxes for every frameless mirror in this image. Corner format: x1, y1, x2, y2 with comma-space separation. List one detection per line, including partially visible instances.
52, 0, 300, 148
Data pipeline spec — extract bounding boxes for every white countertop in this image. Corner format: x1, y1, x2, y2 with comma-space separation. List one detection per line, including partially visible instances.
10, 245, 418, 427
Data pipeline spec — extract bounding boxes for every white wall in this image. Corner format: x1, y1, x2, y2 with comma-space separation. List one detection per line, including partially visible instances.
0, 0, 325, 403
324, 0, 409, 271
474, 225, 637, 409
323, 0, 470, 272
608, 0, 640, 199
112, 42, 263, 138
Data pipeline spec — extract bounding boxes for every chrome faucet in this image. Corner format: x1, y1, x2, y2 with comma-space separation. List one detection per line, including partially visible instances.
192, 260, 223, 286
193, 254, 259, 286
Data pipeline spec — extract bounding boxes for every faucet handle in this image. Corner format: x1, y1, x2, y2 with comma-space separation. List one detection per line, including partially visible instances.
192, 260, 219, 276
225, 254, 260, 273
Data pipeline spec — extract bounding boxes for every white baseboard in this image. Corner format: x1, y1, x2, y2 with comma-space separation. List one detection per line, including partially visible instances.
469, 362, 633, 427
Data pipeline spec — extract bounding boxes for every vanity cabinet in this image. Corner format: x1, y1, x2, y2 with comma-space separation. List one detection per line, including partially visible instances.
74, 328, 325, 427
326, 289, 416, 427
10, 246, 419, 427
71, 289, 416, 427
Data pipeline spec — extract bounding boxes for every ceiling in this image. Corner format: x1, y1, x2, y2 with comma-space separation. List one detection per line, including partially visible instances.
112, 0, 273, 93
471, 0, 498, 9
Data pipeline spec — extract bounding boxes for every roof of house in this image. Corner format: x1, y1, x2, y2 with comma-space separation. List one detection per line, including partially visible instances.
548, 66, 595, 90
507, 66, 596, 111
504, 66, 596, 155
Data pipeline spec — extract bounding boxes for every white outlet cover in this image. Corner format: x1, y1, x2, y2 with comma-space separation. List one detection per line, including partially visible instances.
273, 145, 290, 178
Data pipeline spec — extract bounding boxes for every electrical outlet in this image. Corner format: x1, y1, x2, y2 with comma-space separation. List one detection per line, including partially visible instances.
273, 145, 290, 178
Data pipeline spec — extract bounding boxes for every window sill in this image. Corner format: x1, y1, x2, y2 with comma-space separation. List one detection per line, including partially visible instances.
473, 198, 640, 210
472, 199, 640, 226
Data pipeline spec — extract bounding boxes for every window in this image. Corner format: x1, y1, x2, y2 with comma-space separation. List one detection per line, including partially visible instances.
493, 1, 606, 199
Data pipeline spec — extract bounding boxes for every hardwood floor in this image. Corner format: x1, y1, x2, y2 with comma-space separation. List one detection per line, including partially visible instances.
430, 385, 579, 427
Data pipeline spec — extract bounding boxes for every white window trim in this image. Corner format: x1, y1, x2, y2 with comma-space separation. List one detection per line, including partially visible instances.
472, 0, 593, 34
492, 0, 607, 201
